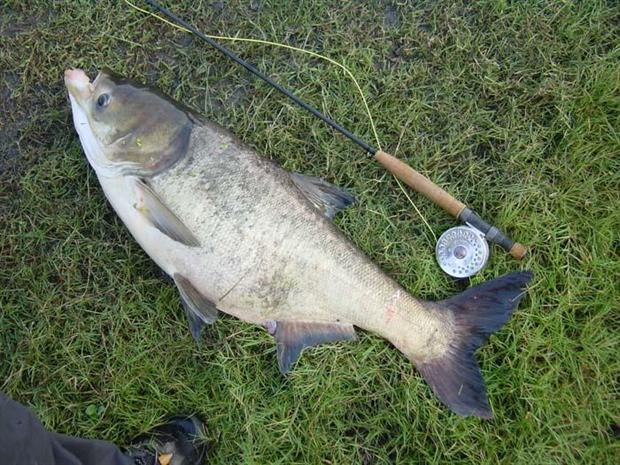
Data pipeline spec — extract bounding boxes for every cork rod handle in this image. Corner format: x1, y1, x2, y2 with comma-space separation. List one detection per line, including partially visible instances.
374, 150, 527, 260
375, 150, 466, 217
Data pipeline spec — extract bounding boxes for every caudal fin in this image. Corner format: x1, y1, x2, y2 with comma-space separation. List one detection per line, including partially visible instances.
417, 271, 533, 418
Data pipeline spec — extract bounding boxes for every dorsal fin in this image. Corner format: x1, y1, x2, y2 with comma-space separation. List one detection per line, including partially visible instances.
271, 320, 357, 373
132, 178, 200, 247
290, 173, 356, 219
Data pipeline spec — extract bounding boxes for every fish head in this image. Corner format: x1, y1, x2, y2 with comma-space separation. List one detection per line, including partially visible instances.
64, 68, 192, 177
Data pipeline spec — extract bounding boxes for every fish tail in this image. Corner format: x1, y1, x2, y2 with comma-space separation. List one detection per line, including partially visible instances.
414, 271, 532, 418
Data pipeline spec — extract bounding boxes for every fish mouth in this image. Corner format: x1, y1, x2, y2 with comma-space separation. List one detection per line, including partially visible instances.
64, 68, 106, 104
64, 68, 111, 174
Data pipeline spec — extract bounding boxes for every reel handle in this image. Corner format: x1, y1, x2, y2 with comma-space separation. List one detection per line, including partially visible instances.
374, 150, 527, 260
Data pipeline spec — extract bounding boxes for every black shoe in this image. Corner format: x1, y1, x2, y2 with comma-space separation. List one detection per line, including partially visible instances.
124, 415, 208, 465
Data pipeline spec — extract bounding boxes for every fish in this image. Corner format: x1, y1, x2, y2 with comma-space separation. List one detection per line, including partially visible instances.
64, 68, 532, 418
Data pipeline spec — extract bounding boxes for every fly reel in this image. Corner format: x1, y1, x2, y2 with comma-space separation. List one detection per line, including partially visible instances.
435, 226, 490, 278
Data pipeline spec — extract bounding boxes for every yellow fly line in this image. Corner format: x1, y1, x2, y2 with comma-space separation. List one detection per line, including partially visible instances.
123, 0, 436, 241
123, 0, 381, 149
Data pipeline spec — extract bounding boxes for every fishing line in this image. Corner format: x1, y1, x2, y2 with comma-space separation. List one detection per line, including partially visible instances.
122, 0, 438, 241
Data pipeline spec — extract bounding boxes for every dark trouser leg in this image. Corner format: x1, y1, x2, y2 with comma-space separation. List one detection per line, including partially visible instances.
0, 392, 132, 465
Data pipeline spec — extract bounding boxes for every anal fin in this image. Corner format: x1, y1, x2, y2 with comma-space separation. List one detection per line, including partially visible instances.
173, 273, 219, 344
271, 320, 357, 373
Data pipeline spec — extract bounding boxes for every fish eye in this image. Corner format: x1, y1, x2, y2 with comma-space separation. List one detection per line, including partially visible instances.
97, 93, 111, 108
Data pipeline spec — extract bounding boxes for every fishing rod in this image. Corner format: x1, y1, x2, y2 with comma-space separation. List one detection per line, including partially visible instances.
143, 0, 528, 275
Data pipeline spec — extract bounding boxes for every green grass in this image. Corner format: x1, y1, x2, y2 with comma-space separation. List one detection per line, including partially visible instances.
1, 0, 618, 463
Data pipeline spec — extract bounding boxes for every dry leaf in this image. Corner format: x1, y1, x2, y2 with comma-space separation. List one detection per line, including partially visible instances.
158, 453, 173, 465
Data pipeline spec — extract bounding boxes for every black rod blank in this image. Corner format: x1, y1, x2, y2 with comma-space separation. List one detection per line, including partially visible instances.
144, 0, 377, 155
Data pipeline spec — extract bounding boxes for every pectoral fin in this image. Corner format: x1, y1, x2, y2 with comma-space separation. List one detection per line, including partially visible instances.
133, 178, 200, 247
270, 320, 357, 373
290, 173, 356, 219
174, 273, 219, 344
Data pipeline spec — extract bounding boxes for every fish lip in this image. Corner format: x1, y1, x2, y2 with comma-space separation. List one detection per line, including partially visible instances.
64, 68, 94, 104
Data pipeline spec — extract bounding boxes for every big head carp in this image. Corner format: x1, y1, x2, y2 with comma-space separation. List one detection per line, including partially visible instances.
65, 68, 532, 418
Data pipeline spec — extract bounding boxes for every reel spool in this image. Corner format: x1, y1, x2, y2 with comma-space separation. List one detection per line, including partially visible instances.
435, 226, 489, 278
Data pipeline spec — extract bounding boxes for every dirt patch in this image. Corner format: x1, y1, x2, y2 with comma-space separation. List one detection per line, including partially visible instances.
0, 8, 50, 38
0, 70, 22, 179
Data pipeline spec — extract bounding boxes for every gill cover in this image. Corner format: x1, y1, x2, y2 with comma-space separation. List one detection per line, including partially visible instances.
86, 69, 193, 176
